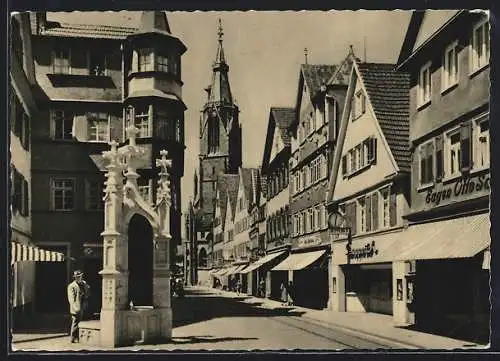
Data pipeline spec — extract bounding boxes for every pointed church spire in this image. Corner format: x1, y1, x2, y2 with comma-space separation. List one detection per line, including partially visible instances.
207, 18, 232, 105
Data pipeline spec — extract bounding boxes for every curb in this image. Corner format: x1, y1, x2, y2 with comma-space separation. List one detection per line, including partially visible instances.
209, 287, 476, 350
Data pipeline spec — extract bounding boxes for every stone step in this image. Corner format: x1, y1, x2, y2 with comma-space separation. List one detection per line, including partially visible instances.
79, 320, 101, 346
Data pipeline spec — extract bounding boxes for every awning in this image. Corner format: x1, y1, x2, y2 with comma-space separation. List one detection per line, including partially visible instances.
229, 264, 248, 275
333, 213, 490, 265
241, 251, 287, 274
397, 212, 490, 261
271, 250, 326, 271
218, 266, 237, 276
11, 241, 66, 265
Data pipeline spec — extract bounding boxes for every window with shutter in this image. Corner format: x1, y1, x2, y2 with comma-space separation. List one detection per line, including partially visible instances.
342, 155, 347, 177
372, 192, 379, 231
350, 202, 357, 235
460, 121, 472, 172
435, 135, 444, 181
389, 189, 397, 227
366, 195, 372, 232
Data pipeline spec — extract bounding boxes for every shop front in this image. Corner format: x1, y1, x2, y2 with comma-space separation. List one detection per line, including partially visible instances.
241, 250, 288, 297
331, 211, 490, 338
272, 241, 330, 310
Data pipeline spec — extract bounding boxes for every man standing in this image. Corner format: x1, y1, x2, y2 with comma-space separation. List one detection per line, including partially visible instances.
67, 270, 86, 343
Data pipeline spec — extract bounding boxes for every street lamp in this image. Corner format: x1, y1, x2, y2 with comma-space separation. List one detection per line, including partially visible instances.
328, 211, 352, 263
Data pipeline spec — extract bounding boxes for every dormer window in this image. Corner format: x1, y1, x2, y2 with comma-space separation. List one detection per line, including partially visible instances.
138, 48, 154, 72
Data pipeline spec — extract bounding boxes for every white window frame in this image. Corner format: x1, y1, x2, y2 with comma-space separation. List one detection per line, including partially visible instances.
441, 40, 459, 92
418, 61, 432, 108
85, 179, 104, 210
52, 47, 71, 74
138, 48, 154, 72
138, 180, 153, 204
87, 112, 110, 143
134, 106, 151, 138
381, 188, 390, 229
156, 54, 169, 73
474, 114, 490, 171
444, 126, 462, 180
51, 178, 75, 211
470, 18, 490, 74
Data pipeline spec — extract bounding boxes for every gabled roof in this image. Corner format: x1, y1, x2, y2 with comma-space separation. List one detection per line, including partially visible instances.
327, 46, 359, 86
227, 174, 240, 220
136, 11, 171, 35
240, 168, 258, 207
40, 22, 137, 39
271, 107, 295, 147
216, 174, 239, 226
301, 64, 338, 99
357, 62, 411, 172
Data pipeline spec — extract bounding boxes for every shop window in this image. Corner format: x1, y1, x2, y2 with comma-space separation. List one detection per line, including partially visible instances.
52, 46, 71, 74
471, 19, 490, 73
86, 180, 104, 210
419, 140, 434, 186
50, 110, 73, 140
88, 50, 106, 76
51, 178, 75, 211
475, 115, 490, 169
87, 112, 109, 142
418, 62, 431, 107
442, 41, 459, 91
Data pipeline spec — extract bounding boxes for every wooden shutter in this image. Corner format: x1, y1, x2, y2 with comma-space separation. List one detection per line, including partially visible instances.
460, 121, 472, 172
73, 114, 88, 141
389, 188, 397, 227
427, 141, 434, 182
368, 137, 377, 165
366, 195, 372, 232
342, 155, 347, 177
22, 179, 29, 216
372, 192, 379, 231
13, 169, 22, 213
350, 202, 357, 235
435, 135, 444, 181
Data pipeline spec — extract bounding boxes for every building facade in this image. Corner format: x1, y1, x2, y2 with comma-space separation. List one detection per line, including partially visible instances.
395, 10, 490, 342
326, 61, 411, 322
260, 107, 295, 299
273, 57, 351, 309
28, 11, 186, 314
10, 12, 38, 320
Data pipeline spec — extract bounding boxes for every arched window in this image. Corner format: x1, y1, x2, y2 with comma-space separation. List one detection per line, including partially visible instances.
208, 116, 219, 153
198, 248, 208, 268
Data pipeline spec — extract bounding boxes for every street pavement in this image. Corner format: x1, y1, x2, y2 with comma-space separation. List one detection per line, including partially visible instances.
11, 286, 484, 351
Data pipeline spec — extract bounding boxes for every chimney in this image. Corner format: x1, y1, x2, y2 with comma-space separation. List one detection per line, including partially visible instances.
29, 12, 46, 35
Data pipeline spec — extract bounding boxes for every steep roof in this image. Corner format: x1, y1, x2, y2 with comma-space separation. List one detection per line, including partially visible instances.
327, 46, 359, 86
216, 174, 239, 226
240, 168, 257, 206
40, 22, 137, 39
271, 107, 295, 147
357, 62, 411, 172
136, 11, 171, 35
301, 64, 338, 99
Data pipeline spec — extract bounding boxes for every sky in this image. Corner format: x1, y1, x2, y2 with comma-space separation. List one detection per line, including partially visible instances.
48, 10, 412, 234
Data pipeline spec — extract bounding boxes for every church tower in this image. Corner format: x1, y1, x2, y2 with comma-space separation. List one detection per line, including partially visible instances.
196, 19, 242, 232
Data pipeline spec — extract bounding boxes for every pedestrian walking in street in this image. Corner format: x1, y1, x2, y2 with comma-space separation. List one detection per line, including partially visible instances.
286, 281, 295, 306
280, 281, 288, 306
67, 270, 87, 343
236, 278, 242, 296
259, 278, 266, 298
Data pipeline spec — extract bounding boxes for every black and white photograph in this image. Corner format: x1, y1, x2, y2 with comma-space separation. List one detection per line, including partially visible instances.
9, 9, 491, 351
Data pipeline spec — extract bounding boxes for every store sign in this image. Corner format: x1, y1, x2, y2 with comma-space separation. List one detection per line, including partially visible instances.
347, 241, 378, 260
298, 237, 323, 248
425, 174, 490, 207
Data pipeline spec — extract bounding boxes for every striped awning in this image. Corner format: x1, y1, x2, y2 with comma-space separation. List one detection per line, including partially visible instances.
11, 242, 66, 264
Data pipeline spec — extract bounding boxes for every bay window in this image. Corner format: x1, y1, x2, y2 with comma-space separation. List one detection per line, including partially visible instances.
138, 48, 154, 72
51, 110, 73, 140
134, 106, 150, 138
53, 46, 70, 74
